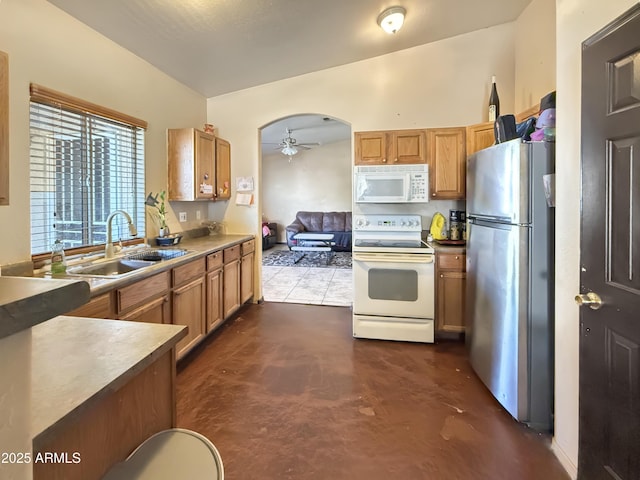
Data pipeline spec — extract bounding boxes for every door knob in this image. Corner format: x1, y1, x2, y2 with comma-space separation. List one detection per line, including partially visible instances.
575, 292, 603, 310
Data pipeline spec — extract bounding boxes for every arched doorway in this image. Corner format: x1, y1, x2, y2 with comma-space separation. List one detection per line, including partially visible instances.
259, 113, 353, 306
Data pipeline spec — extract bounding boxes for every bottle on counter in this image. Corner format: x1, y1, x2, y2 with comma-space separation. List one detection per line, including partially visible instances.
50, 239, 67, 274
488, 75, 500, 122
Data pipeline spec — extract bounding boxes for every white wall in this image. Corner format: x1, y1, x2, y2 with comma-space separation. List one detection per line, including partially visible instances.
514, 0, 557, 112
263, 139, 352, 243
554, 1, 639, 478
0, 0, 209, 266
207, 22, 516, 296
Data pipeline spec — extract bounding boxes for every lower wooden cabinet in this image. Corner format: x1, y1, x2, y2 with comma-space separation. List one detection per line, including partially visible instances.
66, 292, 113, 318
205, 250, 224, 333
435, 249, 466, 334
223, 245, 241, 318
240, 239, 255, 304
119, 294, 170, 324
65, 238, 254, 359
173, 275, 206, 359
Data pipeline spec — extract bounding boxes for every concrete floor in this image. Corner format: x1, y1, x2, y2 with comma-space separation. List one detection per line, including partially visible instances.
176, 302, 569, 480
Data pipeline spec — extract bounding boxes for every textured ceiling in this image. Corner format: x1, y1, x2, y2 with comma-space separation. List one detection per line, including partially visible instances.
47, 0, 533, 98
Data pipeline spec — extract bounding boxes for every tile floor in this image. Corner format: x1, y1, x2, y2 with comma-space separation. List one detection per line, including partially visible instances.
261, 246, 353, 306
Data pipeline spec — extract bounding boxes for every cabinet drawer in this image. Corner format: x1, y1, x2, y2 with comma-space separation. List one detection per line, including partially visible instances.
437, 252, 466, 271
67, 292, 113, 319
223, 245, 240, 263
207, 250, 223, 271
117, 271, 170, 313
173, 258, 206, 286
241, 239, 255, 255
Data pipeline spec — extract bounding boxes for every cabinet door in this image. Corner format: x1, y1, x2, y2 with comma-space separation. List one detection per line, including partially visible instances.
354, 131, 388, 165
206, 268, 223, 333
195, 130, 215, 200
436, 271, 466, 333
173, 276, 206, 359
223, 258, 241, 318
119, 295, 170, 324
215, 137, 231, 200
391, 130, 427, 164
240, 251, 254, 304
428, 127, 466, 199
465, 122, 495, 156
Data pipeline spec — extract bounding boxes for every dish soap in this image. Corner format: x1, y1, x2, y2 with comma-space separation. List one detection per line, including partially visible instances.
51, 239, 67, 274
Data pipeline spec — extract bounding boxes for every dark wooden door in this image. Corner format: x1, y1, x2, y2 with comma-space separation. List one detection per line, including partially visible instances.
579, 5, 640, 479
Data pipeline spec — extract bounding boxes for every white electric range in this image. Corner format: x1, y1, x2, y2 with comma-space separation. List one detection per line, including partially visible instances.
352, 214, 435, 343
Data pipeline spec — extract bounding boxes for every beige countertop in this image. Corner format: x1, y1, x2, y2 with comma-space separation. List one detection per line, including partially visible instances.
36, 233, 254, 296
0, 276, 90, 339
31, 315, 187, 449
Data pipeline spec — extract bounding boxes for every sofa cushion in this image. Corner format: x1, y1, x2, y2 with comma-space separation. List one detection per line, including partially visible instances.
296, 211, 324, 232
322, 212, 347, 232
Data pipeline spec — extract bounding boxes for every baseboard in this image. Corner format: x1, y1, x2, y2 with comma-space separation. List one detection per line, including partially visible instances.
551, 439, 578, 480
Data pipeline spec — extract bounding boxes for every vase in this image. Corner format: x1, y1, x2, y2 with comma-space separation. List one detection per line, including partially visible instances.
159, 227, 168, 237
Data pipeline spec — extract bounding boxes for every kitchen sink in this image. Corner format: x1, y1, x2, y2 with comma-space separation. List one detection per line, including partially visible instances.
65, 248, 191, 278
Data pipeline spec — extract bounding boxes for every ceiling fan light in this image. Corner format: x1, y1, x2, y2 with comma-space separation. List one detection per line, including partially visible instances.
282, 145, 298, 156
377, 6, 406, 34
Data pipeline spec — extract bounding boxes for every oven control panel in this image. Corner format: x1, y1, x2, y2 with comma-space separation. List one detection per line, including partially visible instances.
353, 214, 422, 232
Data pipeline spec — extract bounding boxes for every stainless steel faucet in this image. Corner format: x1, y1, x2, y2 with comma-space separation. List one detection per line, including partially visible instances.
105, 210, 138, 258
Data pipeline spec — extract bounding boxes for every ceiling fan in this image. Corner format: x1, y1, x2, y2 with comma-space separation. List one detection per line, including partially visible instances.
272, 128, 320, 158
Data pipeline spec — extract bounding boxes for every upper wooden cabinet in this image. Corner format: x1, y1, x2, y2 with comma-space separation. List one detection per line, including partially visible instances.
354, 130, 426, 165
427, 127, 466, 200
466, 122, 495, 157
167, 128, 231, 201
215, 137, 231, 200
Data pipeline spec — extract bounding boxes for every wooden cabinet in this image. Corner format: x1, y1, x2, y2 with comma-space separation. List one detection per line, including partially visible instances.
116, 271, 171, 314
466, 121, 495, 156
354, 130, 427, 165
119, 294, 170, 324
215, 137, 231, 200
206, 251, 224, 333
240, 239, 255, 304
172, 258, 206, 359
427, 127, 466, 200
167, 128, 231, 201
435, 249, 466, 334
67, 292, 113, 318
168, 128, 215, 201
0, 51, 8, 205
223, 245, 241, 318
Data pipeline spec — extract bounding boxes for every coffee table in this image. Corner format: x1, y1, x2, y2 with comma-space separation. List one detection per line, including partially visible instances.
291, 233, 335, 265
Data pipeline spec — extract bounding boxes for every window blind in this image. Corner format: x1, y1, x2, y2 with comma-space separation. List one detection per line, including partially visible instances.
30, 100, 145, 255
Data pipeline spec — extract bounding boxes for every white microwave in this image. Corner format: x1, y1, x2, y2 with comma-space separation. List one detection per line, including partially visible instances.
354, 164, 429, 203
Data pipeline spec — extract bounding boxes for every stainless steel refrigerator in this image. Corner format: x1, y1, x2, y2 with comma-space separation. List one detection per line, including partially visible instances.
466, 138, 554, 431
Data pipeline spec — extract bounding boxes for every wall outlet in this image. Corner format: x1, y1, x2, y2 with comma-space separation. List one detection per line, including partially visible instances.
179, 212, 187, 222
196, 210, 201, 220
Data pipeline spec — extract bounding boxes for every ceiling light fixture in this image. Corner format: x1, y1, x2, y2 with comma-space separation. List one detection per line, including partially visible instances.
281, 145, 298, 156
377, 6, 406, 34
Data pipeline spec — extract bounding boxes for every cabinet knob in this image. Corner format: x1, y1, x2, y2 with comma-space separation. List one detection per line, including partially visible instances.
394, 158, 398, 163
382, 158, 387, 163
440, 274, 444, 278
204, 173, 209, 180
455, 256, 459, 260
432, 193, 436, 196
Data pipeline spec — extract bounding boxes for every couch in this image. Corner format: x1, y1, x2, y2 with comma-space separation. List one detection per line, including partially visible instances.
286, 211, 352, 252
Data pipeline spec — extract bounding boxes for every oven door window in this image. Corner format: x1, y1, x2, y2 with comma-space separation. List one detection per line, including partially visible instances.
368, 268, 418, 301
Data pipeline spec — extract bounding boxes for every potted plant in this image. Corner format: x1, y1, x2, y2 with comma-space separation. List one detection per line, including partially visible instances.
145, 190, 168, 237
